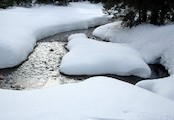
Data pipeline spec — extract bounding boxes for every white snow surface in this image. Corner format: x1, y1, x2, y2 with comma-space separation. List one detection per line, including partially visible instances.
93, 22, 174, 100
136, 76, 174, 101
93, 22, 174, 74
60, 33, 151, 78
0, 2, 108, 68
0, 76, 174, 120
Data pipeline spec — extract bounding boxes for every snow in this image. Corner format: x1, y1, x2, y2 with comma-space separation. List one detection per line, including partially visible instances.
93, 22, 174, 69
0, 2, 108, 68
136, 76, 174, 100
93, 21, 174, 100
0, 76, 174, 120
60, 33, 151, 78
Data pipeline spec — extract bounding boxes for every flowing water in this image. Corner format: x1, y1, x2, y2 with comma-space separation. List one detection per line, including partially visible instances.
0, 28, 169, 90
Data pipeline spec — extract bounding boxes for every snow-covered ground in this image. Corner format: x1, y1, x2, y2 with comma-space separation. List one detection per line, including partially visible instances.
0, 2, 108, 68
93, 22, 174, 100
1, 77, 174, 120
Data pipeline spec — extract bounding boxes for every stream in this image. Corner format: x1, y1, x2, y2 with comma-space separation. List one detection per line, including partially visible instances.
0, 28, 169, 90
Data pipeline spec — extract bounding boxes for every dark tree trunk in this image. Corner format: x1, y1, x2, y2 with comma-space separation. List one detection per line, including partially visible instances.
150, 10, 159, 25
141, 9, 147, 22
159, 10, 165, 25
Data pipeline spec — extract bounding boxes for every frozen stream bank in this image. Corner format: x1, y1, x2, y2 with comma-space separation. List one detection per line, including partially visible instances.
0, 28, 169, 90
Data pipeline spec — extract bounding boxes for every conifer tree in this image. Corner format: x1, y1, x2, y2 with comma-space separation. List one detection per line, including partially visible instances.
13, 0, 32, 7
89, 0, 102, 3
54, 0, 69, 6
36, 0, 69, 6
0, 0, 14, 8
170, 0, 174, 21
103, 0, 174, 27
36, 0, 54, 4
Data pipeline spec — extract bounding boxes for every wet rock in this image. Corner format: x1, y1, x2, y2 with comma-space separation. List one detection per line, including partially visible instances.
11, 84, 25, 90
0, 75, 5, 80
49, 48, 54, 52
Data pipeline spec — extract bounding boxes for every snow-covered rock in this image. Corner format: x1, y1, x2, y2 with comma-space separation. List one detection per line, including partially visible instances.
0, 76, 174, 120
60, 33, 151, 78
0, 2, 108, 68
93, 21, 174, 100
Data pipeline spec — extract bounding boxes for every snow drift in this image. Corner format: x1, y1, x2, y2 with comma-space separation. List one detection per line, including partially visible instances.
0, 77, 174, 120
60, 33, 151, 78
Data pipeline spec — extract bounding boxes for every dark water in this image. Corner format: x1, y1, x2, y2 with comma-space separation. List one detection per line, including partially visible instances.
0, 28, 169, 89
0, 63, 169, 90
61, 64, 169, 85
40, 27, 96, 42
109, 64, 169, 84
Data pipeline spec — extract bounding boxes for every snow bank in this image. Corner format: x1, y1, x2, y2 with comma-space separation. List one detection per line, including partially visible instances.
0, 76, 174, 120
93, 22, 174, 72
60, 33, 151, 78
0, 2, 108, 68
93, 22, 174, 100
136, 75, 174, 100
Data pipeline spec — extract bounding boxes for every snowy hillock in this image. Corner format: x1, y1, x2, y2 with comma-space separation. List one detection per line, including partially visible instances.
93, 22, 174, 100
93, 22, 174, 74
0, 77, 174, 120
60, 33, 151, 78
0, 2, 108, 68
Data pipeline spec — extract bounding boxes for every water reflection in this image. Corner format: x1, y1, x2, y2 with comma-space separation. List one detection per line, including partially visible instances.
0, 28, 169, 90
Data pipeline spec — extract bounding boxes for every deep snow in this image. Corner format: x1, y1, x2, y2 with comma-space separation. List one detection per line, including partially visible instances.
93, 22, 174, 74
60, 33, 151, 78
0, 77, 174, 120
0, 2, 108, 68
93, 21, 174, 100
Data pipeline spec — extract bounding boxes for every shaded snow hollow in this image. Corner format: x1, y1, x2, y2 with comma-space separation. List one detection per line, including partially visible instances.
93, 21, 174, 100
0, 2, 108, 68
60, 33, 151, 78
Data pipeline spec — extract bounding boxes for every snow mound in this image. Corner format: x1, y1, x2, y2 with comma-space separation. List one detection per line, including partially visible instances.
136, 76, 174, 100
60, 33, 151, 78
93, 22, 174, 72
0, 2, 108, 68
93, 21, 174, 100
0, 76, 174, 120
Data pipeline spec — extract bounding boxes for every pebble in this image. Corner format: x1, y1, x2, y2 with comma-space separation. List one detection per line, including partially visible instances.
49, 48, 54, 52
0, 75, 5, 80
5, 42, 80, 90
11, 84, 25, 90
